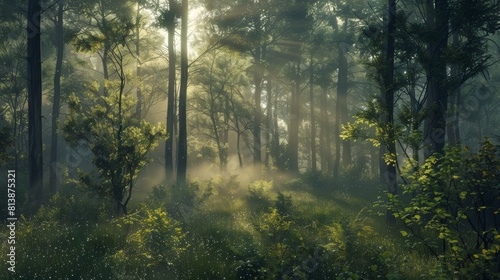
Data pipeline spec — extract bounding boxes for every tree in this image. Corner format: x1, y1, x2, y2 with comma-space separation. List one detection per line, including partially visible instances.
1, 2, 28, 174
65, 1, 165, 214
177, 0, 188, 185
27, 0, 43, 207
159, 0, 180, 183
339, 0, 397, 220
63, 81, 166, 215
159, 0, 181, 182
191, 50, 249, 171
72, 0, 135, 84
383, 0, 397, 222
422, 0, 449, 158
48, 0, 65, 195
281, 0, 314, 172
207, 0, 286, 170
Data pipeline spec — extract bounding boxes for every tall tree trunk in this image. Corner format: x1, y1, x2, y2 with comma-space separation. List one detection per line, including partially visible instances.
165, 13, 176, 182
273, 85, 279, 152
447, 32, 460, 146
176, 0, 188, 186
309, 55, 316, 172
337, 44, 350, 169
370, 139, 378, 178
333, 87, 340, 179
103, 42, 109, 80
288, 62, 301, 173
253, 73, 262, 167
222, 95, 229, 171
49, 0, 64, 195
28, 0, 43, 207
334, 43, 349, 179
384, 0, 397, 223
319, 87, 328, 171
409, 75, 420, 170
253, 54, 263, 170
209, 101, 226, 171
423, 0, 449, 158
135, 2, 142, 118
265, 78, 272, 168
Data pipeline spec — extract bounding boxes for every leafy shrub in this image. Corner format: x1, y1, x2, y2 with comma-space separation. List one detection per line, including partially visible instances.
112, 206, 187, 278
275, 192, 293, 216
246, 180, 273, 213
301, 170, 334, 190
148, 178, 213, 222
387, 141, 500, 279
321, 209, 391, 279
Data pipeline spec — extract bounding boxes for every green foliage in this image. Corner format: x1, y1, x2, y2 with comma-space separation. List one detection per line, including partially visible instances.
387, 140, 500, 279
321, 209, 400, 279
112, 206, 187, 276
270, 141, 293, 171
71, 0, 135, 54
63, 81, 166, 214
246, 180, 274, 213
301, 170, 334, 190
275, 192, 293, 216
254, 207, 312, 279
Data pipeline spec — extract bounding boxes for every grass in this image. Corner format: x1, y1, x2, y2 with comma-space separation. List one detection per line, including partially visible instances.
1, 173, 439, 279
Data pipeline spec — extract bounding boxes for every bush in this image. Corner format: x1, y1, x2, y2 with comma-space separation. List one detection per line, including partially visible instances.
246, 180, 273, 213
321, 209, 392, 279
387, 141, 500, 279
112, 206, 187, 278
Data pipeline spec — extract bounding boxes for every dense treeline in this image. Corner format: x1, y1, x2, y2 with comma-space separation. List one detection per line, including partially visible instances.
1, 0, 500, 278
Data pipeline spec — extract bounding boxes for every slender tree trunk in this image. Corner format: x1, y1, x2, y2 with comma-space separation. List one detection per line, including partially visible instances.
237, 132, 243, 168
176, 0, 188, 186
289, 66, 301, 173
135, 2, 142, 118
28, 0, 43, 207
222, 96, 229, 171
273, 85, 279, 151
253, 73, 262, 166
209, 104, 226, 171
309, 56, 317, 172
264, 78, 272, 168
103, 42, 109, 80
49, 0, 64, 195
409, 76, 420, 170
253, 59, 263, 171
333, 88, 340, 179
334, 42, 349, 179
370, 139, 378, 178
447, 32, 460, 146
337, 44, 350, 170
165, 19, 176, 182
379, 144, 387, 183
384, 0, 397, 223
319, 87, 327, 171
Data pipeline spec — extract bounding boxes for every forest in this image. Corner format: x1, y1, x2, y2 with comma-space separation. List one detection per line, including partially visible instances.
1, 0, 500, 279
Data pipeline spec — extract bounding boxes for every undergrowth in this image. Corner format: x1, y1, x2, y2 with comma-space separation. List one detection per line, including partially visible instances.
1, 173, 442, 279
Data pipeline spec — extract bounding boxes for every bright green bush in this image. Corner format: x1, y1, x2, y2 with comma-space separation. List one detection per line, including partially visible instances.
112, 206, 187, 277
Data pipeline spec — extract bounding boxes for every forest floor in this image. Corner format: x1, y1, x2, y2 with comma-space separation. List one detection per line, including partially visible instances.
1, 172, 440, 279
